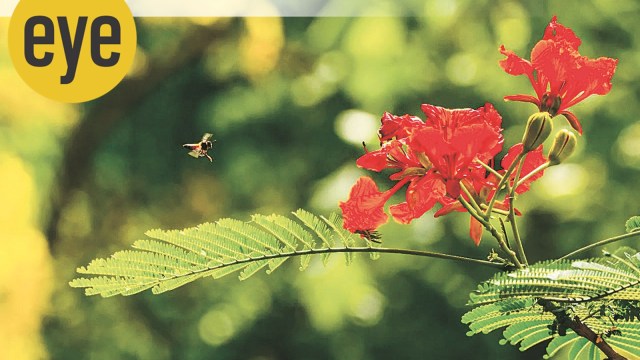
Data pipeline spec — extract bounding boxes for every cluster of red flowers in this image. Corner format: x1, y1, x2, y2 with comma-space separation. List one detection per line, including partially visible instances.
340, 105, 545, 245
340, 16, 617, 245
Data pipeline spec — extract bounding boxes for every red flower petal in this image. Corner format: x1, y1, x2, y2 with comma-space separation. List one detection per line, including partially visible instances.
499, 45, 534, 76
560, 111, 583, 134
412, 124, 502, 183
543, 15, 581, 49
379, 112, 425, 142
356, 140, 423, 173
433, 198, 465, 217
408, 104, 504, 199
420, 103, 503, 133
340, 177, 390, 233
558, 56, 618, 112
504, 94, 539, 105
390, 173, 446, 224
500, 143, 523, 170
480, 103, 504, 131
356, 147, 389, 172
469, 217, 483, 246
530, 39, 577, 95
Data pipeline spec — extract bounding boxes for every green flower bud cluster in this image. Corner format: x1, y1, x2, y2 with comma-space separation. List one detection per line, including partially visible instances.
522, 111, 577, 165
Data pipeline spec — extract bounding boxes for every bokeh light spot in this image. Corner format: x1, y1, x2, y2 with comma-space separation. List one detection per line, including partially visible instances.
198, 309, 236, 346
335, 109, 379, 146
446, 52, 478, 86
615, 122, 640, 169
538, 164, 588, 197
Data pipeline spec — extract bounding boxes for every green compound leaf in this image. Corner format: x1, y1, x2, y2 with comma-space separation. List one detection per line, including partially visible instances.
468, 256, 640, 306
625, 216, 640, 233
542, 323, 640, 360
69, 209, 375, 297
463, 248, 640, 359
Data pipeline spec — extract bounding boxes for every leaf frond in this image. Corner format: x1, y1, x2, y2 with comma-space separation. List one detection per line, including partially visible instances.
69, 210, 368, 297
625, 216, 640, 233
464, 248, 640, 359
469, 256, 640, 306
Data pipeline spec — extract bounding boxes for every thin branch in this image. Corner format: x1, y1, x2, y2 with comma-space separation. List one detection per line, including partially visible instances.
507, 205, 527, 266
208, 246, 507, 269
538, 299, 628, 360
557, 232, 640, 260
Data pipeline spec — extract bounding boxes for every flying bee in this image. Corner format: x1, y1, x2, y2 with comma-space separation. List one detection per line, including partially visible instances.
183, 133, 215, 162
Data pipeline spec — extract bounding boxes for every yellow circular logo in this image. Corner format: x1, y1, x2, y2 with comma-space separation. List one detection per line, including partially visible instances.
8, 0, 137, 103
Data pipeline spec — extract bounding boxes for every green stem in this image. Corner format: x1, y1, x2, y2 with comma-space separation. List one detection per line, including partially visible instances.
515, 161, 550, 189
479, 204, 509, 216
484, 153, 523, 220
508, 203, 527, 266
510, 158, 525, 198
206, 246, 507, 270
557, 231, 640, 260
475, 158, 504, 180
460, 182, 482, 214
498, 217, 510, 248
459, 196, 523, 269
508, 159, 528, 266
606, 252, 640, 276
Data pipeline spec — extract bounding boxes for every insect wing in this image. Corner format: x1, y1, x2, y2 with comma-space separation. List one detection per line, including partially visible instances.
187, 150, 201, 158
183, 143, 200, 150
200, 133, 213, 142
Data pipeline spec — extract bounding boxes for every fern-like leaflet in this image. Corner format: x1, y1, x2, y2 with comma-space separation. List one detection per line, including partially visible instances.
463, 248, 640, 359
69, 210, 379, 297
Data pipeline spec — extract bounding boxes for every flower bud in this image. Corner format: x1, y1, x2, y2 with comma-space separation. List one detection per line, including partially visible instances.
548, 129, 577, 165
522, 112, 553, 152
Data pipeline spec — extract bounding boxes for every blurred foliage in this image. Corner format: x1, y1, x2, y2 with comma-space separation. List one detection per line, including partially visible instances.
1, 0, 640, 359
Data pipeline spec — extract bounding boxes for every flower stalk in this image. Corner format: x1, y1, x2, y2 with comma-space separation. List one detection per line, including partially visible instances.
515, 161, 550, 188
484, 152, 523, 220
459, 196, 523, 269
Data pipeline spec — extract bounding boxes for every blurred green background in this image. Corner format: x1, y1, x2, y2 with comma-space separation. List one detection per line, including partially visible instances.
1, 1, 639, 359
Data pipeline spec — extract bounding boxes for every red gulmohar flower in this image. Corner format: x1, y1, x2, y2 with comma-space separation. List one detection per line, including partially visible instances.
340, 101, 549, 244
410, 103, 504, 199
355, 135, 446, 226
499, 16, 618, 134
341, 103, 510, 242
339, 176, 396, 234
